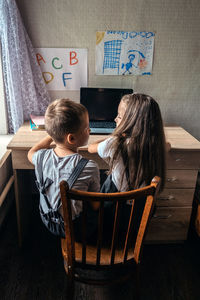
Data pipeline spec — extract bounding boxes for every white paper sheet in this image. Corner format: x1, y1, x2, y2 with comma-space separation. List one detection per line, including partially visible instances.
96, 31, 154, 76
35, 48, 87, 90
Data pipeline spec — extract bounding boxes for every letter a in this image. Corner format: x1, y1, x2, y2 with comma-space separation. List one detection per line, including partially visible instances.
70, 51, 78, 65
36, 53, 46, 66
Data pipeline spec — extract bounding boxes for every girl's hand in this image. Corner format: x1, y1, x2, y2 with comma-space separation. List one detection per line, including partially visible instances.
88, 138, 108, 153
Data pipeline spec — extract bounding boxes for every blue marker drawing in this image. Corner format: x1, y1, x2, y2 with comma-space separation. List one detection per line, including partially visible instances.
96, 31, 154, 75
142, 72, 151, 75
62, 72, 72, 87
121, 54, 135, 74
121, 50, 145, 75
103, 40, 123, 74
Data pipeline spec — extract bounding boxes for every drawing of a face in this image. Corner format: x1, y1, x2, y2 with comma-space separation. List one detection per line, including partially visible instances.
128, 50, 145, 69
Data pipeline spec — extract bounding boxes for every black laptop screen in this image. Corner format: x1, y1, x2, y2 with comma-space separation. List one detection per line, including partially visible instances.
80, 88, 133, 122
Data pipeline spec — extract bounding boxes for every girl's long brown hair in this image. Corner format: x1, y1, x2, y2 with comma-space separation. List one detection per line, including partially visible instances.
109, 93, 166, 191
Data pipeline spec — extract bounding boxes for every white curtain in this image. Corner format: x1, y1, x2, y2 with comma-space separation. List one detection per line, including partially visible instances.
0, 0, 51, 133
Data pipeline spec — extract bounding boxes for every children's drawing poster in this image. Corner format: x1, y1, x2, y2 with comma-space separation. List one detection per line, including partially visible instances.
96, 31, 154, 76
35, 48, 87, 90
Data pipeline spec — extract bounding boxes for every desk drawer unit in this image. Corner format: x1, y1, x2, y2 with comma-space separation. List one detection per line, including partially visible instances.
146, 152, 199, 243
146, 207, 193, 242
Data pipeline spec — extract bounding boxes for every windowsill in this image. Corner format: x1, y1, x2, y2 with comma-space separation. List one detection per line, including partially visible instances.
0, 135, 14, 160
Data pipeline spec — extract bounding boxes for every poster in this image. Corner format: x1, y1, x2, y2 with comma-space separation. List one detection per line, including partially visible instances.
35, 48, 87, 90
96, 31, 154, 76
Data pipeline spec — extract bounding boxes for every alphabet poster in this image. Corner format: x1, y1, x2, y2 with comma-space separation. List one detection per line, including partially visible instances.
96, 31, 154, 76
35, 48, 87, 90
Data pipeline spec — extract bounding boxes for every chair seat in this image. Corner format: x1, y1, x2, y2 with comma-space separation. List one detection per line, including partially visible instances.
61, 239, 135, 266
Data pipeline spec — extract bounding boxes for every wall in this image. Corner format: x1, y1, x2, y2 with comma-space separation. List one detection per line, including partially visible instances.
16, 0, 200, 140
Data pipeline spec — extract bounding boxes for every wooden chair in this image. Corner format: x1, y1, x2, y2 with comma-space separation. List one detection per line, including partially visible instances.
60, 176, 161, 299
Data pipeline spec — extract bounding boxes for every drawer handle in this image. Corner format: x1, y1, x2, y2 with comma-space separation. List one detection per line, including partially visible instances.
158, 195, 175, 201
167, 177, 178, 183
175, 158, 181, 162
153, 214, 172, 219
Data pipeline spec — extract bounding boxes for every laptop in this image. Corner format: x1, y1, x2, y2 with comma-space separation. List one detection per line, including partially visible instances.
80, 87, 133, 134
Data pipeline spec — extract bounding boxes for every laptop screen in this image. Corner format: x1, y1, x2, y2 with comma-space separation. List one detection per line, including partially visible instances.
80, 88, 133, 122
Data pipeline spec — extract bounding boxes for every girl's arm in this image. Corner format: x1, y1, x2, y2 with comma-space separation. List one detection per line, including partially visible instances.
27, 135, 53, 163
88, 138, 108, 153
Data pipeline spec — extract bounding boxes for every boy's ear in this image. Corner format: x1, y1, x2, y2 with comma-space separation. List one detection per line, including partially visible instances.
66, 133, 76, 145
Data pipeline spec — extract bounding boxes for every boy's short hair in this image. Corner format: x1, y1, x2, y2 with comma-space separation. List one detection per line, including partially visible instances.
45, 98, 87, 143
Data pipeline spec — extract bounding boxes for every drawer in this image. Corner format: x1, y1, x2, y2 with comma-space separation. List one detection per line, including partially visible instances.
167, 151, 200, 170
145, 207, 192, 242
165, 170, 197, 188
12, 151, 34, 170
157, 188, 195, 207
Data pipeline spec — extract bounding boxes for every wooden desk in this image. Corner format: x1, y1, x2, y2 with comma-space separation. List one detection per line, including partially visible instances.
8, 123, 200, 245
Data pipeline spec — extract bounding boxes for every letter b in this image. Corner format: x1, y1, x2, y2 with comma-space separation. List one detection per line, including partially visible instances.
70, 51, 78, 65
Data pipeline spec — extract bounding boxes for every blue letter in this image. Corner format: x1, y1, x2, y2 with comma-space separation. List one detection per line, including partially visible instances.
122, 32, 128, 39
129, 31, 137, 38
62, 73, 72, 87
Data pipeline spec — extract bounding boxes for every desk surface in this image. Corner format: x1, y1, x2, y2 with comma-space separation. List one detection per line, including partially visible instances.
7, 122, 200, 151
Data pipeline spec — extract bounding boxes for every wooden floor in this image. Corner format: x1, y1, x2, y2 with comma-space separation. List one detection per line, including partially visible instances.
0, 199, 200, 300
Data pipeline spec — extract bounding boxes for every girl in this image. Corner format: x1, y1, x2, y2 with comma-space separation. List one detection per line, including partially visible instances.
88, 93, 168, 193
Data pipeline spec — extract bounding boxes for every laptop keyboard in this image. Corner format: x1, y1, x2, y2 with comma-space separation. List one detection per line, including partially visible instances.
90, 127, 114, 134
90, 121, 115, 128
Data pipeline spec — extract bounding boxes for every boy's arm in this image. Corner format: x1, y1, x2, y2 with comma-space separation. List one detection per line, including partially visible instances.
27, 135, 53, 164
88, 138, 108, 153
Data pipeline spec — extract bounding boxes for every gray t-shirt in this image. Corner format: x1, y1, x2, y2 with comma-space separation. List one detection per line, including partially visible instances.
32, 149, 100, 219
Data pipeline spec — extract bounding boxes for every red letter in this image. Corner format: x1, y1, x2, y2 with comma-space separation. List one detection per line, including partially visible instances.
36, 53, 46, 66
70, 51, 78, 65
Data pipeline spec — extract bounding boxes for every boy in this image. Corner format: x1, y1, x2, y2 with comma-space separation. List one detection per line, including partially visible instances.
28, 98, 100, 237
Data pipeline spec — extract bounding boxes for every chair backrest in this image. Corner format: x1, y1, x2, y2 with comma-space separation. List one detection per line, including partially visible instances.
60, 176, 160, 274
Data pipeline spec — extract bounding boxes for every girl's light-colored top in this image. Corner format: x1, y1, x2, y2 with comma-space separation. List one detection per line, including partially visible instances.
33, 149, 100, 219
97, 137, 129, 192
